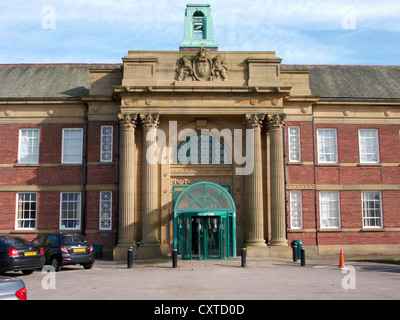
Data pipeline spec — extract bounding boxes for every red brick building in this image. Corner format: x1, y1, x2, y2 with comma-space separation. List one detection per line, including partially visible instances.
0, 62, 399, 260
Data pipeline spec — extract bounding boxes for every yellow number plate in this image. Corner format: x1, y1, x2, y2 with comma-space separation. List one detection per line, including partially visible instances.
24, 252, 37, 256
74, 248, 86, 253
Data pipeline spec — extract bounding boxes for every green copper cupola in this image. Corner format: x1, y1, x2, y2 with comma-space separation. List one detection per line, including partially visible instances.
179, 4, 218, 51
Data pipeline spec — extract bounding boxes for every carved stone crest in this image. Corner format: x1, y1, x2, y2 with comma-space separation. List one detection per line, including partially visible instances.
193, 48, 212, 81
176, 48, 228, 81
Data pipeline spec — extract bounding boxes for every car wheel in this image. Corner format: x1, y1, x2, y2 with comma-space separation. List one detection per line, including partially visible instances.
51, 256, 62, 272
22, 269, 34, 275
82, 262, 93, 270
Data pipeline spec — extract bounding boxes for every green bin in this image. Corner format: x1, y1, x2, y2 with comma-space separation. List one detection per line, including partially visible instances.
93, 244, 102, 259
291, 240, 303, 259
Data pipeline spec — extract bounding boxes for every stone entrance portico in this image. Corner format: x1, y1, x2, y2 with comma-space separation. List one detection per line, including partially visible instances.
112, 4, 300, 260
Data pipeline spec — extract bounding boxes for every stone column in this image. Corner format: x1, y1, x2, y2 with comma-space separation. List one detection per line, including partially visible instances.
138, 113, 161, 259
267, 114, 288, 246
244, 114, 267, 253
114, 114, 137, 260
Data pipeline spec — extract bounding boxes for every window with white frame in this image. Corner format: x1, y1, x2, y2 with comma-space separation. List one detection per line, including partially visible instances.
62, 128, 83, 164
290, 190, 303, 229
319, 191, 340, 229
317, 129, 338, 163
99, 191, 112, 230
288, 126, 301, 162
60, 193, 81, 230
16, 193, 37, 230
100, 126, 113, 163
358, 129, 380, 164
362, 191, 383, 228
18, 129, 40, 164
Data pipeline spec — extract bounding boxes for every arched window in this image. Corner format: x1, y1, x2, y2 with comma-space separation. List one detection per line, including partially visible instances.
193, 11, 205, 39
174, 182, 236, 213
173, 134, 230, 164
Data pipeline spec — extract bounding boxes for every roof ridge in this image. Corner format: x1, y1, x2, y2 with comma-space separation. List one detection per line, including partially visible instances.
282, 64, 400, 68
0, 63, 123, 66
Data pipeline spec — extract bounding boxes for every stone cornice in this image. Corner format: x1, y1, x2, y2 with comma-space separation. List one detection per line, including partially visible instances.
113, 85, 292, 94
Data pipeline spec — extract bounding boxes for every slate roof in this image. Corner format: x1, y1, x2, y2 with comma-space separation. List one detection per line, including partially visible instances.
0, 63, 399, 100
283, 65, 400, 100
0, 64, 122, 99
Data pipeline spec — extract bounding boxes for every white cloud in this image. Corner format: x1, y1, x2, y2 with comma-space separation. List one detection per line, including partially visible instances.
0, 0, 398, 64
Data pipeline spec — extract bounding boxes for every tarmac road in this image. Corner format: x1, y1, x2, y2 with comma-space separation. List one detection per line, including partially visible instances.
5, 256, 400, 301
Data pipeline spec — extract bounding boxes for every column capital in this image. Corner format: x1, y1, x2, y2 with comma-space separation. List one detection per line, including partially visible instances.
266, 114, 286, 129
140, 113, 160, 130
118, 113, 138, 129
244, 113, 265, 129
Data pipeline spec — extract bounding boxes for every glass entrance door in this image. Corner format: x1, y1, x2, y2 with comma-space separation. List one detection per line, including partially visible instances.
173, 182, 237, 260
176, 213, 235, 260
189, 216, 221, 260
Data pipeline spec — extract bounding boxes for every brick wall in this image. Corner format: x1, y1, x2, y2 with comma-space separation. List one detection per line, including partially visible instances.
0, 121, 118, 248
285, 122, 400, 247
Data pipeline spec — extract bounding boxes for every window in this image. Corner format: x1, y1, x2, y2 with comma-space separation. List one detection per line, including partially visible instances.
359, 129, 380, 164
100, 191, 112, 230
62, 128, 83, 164
288, 126, 301, 162
101, 126, 113, 163
173, 134, 230, 164
317, 129, 338, 163
362, 192, 383, 228
18, 129, 40, 164
60, 193, 81, 230
16, 193, 37, 230
193, 11, 205, 39
319, 191, 340, 229
290, 191, 303, 229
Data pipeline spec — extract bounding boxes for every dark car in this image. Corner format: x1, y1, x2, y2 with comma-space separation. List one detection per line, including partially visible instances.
0, 236, 45, 275
0, 277, 27, 300
32, 233, 95, 272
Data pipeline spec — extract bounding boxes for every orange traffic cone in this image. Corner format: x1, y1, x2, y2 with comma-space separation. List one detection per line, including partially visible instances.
338, 249, 345, 269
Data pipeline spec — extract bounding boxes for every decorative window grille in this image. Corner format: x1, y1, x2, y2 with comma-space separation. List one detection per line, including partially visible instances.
317, 129, 338, 163
193, 11, 205, 40
290, 191, 303, 229
173, 134, 230, 164
101, 126, 113, 163
60, 193, 81, 230
16, 193, 37, 230
193, 21, 204, 39
288, 126, 301, 162
18, 129, 40, 164
62, 129, 83, 164
319, 191, 340, 229
358, 129, 380, 163
362, 191, 383, 228
100, 191, 112, 230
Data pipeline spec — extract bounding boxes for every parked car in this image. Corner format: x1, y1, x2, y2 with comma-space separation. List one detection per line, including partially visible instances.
0, 236, 45, 275
32, 233, 95, 272
0, 277, 27, 300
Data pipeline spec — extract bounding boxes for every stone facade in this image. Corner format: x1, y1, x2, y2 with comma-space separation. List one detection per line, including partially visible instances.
0, 1, 399, 260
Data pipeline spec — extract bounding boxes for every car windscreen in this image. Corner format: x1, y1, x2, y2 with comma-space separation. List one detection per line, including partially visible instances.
0, 237, 31, 248
62, 235, 87, 246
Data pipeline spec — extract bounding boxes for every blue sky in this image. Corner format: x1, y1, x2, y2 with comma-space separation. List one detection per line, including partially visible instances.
0, 0, 399, 65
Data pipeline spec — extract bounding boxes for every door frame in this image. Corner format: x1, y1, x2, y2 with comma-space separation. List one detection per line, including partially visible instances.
173, 181, 237, 260
174, 212, 236, 260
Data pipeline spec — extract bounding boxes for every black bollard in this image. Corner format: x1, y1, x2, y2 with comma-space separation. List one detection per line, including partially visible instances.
172, 249, 178, 268
292, 244, 298, 262
300, 248, 306, 267
241, 248, 247, 268
127, 247, 133, 269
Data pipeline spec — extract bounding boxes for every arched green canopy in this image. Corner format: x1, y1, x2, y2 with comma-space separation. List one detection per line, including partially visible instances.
174, 181, 236, 213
